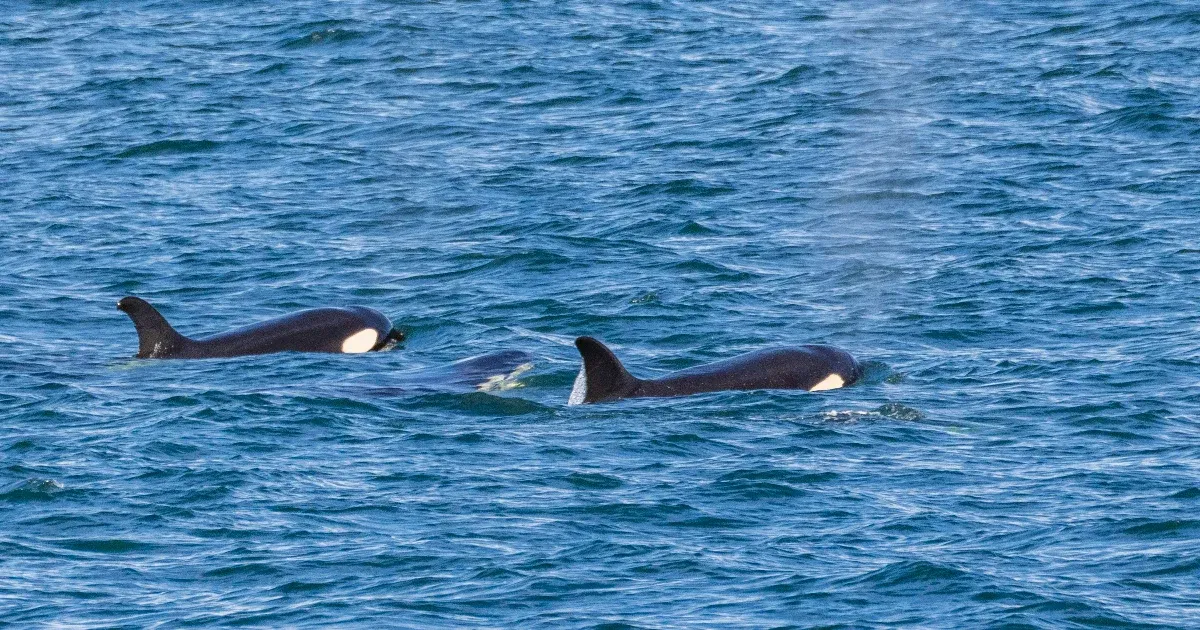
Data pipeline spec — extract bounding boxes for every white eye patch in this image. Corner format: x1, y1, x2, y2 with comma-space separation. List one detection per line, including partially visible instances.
809, 373, 845, 392
340, 329, 379, 353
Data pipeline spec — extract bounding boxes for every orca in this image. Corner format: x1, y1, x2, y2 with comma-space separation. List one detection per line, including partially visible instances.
117, 296, 405, 359
448, 350, 535, 392
356, 350, 535, 396
568, 336, 862, 405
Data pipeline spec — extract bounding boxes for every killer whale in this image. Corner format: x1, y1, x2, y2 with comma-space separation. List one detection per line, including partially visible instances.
355, 350, 536, 396
568, 336, 862, 404
117, 296, 405, 359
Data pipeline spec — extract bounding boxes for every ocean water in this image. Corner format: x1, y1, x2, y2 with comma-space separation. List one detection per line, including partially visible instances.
2, 0, 1199, 627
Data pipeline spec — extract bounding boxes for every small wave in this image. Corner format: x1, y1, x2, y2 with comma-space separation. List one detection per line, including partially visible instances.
281, 29, 364, 49
830, 190, 932, 205
666, 258, 758, 280
1140, 557, 1200, 576
203, 563, 284, 578
399, 251, 573, 281
563, 472, 623, 490
1121, 519, 1200, 536
820, 403, 922, 423
645, 432, 734, 456
818, 409, 875, 423
523, 94, 592, 108
756, 63, 818, 87
1092, 106, 1183, 136
576, 501, 694, 522
547, 154, 612, 166
114, 139, 221, 158
1061, 300, 1128, 314
1073, 429, 1151, 441
80, 76, 165, 92
841, 560, 971, 592
719, 469, 837, 484
667, 515, 751, 529
708, 476, 803, 500
452, 432, 484, 443
677, 220, 718, 235
1, 478, 64, 502
56, 538, 151, 554
628, 179, 736, 198
287, 395, 384, 414
858, 360, 894, 384
876, 402, 924, 421
254, 62, 290, 75
408, 391, 552, 416
272, 580, 338, 594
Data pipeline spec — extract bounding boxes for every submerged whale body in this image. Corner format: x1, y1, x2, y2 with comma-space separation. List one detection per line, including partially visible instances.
358, 350, 536, 396
568, 336, 862, 405
117, 296, 404, 359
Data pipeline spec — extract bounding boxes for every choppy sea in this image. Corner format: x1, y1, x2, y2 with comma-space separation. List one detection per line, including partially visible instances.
2, 1, 1199, 627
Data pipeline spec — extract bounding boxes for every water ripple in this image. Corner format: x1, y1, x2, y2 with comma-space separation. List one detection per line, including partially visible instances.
2, 0, 1199, 627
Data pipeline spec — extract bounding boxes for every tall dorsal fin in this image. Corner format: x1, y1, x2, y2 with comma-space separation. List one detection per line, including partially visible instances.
117, 296, 190, 358
570, 337, 639, 404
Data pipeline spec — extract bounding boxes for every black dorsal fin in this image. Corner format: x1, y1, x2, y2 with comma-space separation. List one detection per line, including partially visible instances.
117, 296, 190, 358
571, 337, 640, 404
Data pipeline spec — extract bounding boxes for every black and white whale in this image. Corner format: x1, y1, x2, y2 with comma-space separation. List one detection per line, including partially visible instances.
117, 296, 404, 359
568, 336, 862, 404
355, 350, 536, 396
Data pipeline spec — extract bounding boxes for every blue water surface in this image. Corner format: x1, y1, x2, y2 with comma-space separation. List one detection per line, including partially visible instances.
2, 1, 1199, 627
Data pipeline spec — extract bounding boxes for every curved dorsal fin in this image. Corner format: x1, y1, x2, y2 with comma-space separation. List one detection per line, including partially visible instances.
570, 337, 639, 404
117, 296, 189, 358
